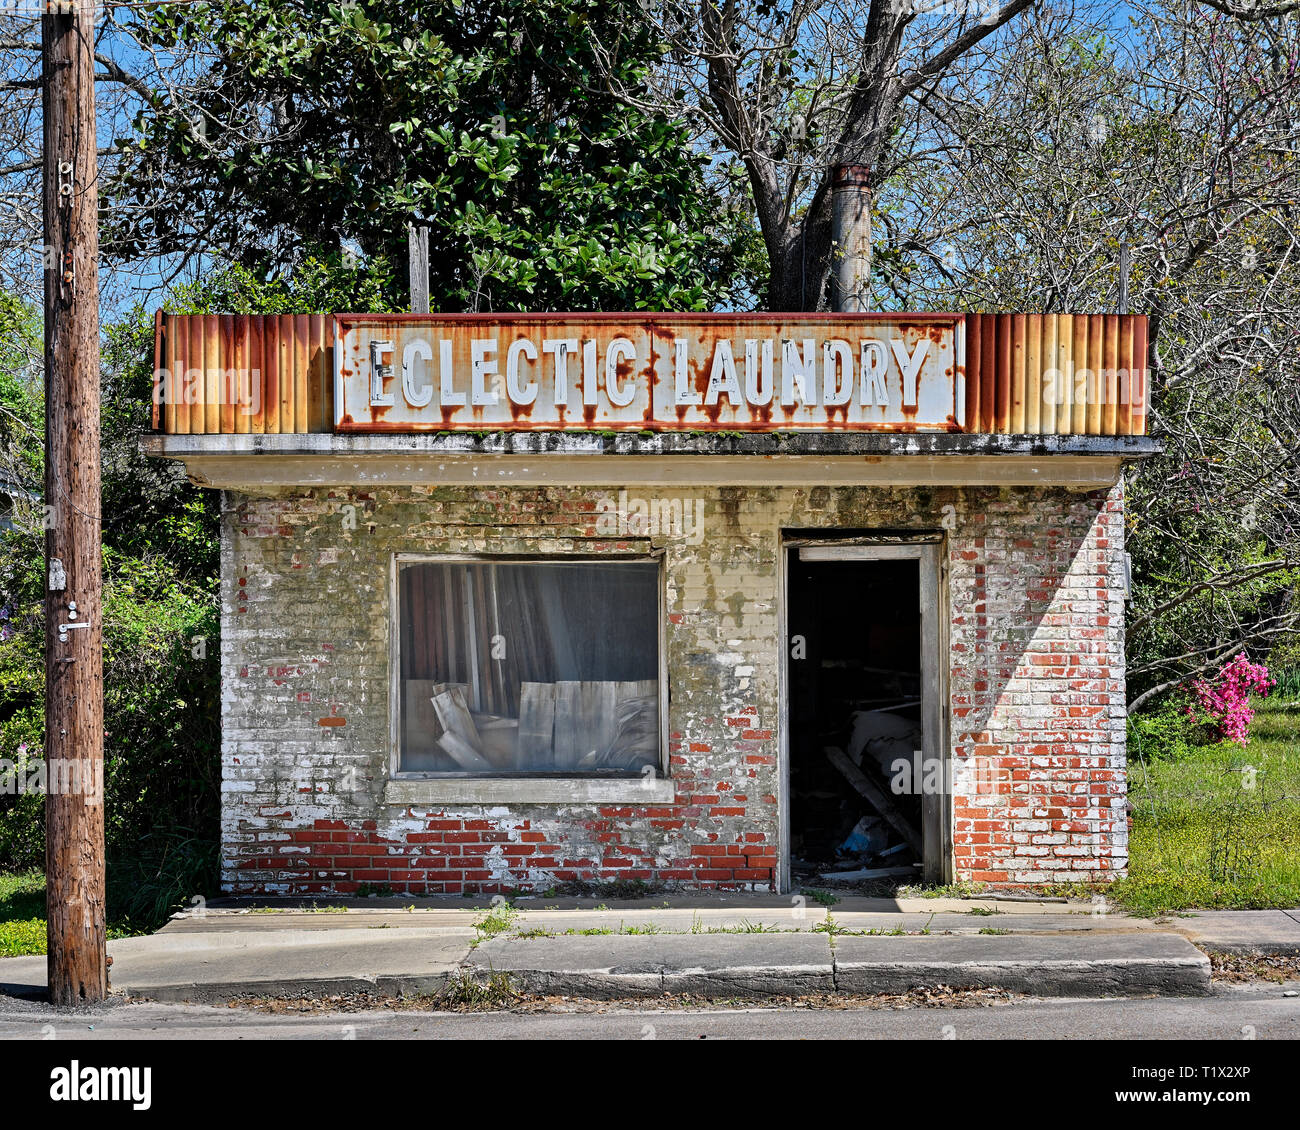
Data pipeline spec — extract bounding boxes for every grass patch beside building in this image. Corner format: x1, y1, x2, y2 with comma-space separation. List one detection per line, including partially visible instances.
1113, 699, 1300, 915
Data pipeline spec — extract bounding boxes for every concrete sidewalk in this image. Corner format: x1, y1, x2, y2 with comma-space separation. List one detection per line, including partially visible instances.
2, 896, 1295, 1004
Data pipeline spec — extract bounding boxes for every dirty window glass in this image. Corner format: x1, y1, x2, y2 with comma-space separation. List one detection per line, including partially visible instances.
398, 560, 660, 775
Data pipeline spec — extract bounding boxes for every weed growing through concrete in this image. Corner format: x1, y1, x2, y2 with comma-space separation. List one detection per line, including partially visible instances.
436, 968, 519, 1010
472, 900, 518, 941
802, 888, 840, 907
724, 919, 783, 933
619, 922, 663, 935
812, 913, 839, 935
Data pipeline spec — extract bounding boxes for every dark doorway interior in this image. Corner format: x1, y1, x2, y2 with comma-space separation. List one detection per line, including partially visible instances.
788, 553, 925, 887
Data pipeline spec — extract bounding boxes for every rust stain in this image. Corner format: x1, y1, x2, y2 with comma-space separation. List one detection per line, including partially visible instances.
643, 337, 659, 425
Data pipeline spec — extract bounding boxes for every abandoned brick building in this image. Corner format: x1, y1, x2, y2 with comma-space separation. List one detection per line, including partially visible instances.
144, 311, 1154, 894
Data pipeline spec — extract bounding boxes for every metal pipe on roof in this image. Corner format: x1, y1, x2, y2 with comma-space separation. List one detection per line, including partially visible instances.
831, 165, 872, 314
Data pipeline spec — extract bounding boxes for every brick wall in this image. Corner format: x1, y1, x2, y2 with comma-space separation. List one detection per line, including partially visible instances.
218, 481, 1127, 894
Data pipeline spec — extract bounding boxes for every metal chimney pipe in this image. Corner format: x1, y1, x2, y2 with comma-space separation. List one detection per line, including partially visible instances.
831, 164, 872, 313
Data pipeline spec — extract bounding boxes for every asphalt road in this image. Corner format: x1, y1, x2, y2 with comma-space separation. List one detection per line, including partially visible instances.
2, 983, 1298, 1040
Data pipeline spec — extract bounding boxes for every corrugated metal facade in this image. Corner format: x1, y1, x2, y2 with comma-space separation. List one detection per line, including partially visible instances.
152, 311, 333, 434
962, 313, 1147, 436
152, 311, 1148, 437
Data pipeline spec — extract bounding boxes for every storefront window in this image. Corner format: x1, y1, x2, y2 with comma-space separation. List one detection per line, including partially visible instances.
397, 559, 661, 775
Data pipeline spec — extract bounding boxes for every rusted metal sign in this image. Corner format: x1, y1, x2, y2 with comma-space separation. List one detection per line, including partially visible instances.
334, 313, 964, 432
151, 311, 1149, 437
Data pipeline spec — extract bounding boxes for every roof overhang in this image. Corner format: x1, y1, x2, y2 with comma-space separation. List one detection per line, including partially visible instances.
141, 432, 1159, 492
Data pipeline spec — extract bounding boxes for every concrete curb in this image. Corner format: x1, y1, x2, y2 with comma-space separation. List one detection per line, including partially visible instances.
124, 974, 452, 1004
461, 932, 1213, 1001
465, 934, 836, 1000
831, 935, 1211, 998
0, 929, 474, 1005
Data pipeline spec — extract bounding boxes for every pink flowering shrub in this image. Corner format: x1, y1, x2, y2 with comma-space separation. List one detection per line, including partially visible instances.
1186, 655, 1275, 746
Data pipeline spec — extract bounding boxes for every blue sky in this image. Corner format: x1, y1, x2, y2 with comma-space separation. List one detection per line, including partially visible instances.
2, 1, 1170, 325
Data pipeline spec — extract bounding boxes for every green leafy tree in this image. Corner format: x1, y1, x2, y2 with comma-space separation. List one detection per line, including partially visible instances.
0, 258, 385, 923
109, 0, 732, 312
0, 292, 40, 507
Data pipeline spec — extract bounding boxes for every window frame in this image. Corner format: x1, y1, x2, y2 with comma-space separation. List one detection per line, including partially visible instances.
387, 551, 669, 785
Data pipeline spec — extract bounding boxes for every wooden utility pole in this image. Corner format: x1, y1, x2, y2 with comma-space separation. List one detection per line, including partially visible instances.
43, 0, 107, 1006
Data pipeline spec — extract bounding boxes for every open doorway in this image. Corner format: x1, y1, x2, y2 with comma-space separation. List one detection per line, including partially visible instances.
785, 541, 948, 889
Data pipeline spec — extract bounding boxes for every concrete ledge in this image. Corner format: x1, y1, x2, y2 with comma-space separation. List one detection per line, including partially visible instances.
1169, 909, 1300, 955
119, 973, 452, 1004
142, 431, 1159, 459
0, 930, 473, 1005
1, 910, 1219, 1005
141, 431, 1158, 490
385, 776, 676, 806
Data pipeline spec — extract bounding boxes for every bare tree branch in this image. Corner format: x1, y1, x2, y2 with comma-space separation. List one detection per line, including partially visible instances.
1129, 560, 1297, 633
1196, 0, 1300, 18
900, 0, 1037, 95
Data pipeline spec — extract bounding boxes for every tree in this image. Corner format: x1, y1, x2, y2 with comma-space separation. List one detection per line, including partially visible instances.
105, 0, 736, 312
874, 2, 1300, 704
0, 7, 150, 309
1, 256, 389, 917
587, 0, 1037, 309
0, 291, 41, 512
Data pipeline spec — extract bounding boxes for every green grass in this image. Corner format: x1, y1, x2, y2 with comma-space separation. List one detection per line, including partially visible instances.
1113, 699, 1300, 915
0, 868, 143, 957
0, 869, 46, 957
618, 922, 662, 935
721, 919, 784, 933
